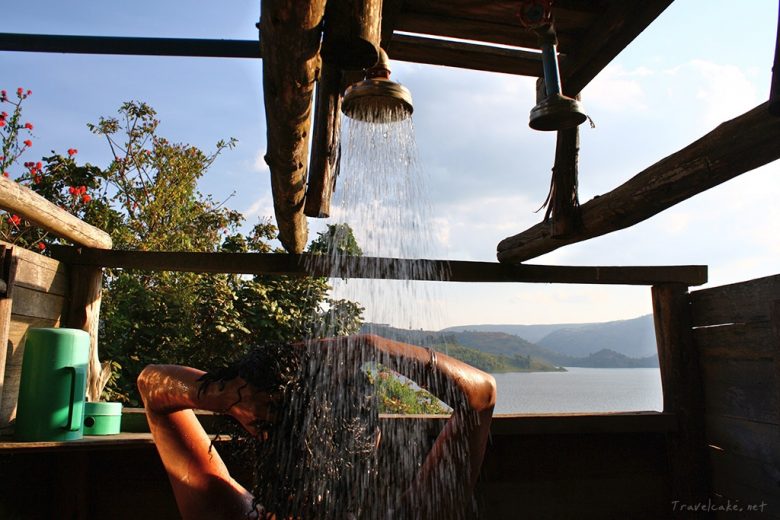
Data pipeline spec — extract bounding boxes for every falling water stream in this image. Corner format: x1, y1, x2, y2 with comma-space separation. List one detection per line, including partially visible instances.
276, 104, 479, 518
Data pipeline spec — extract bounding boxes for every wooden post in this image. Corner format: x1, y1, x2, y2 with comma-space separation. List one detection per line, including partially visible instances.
260, 0, 327, 253
544, 125, 581, 237
652, 284, 711, 515
305, 62, 343, 218
770, 0, 780, 116
0, 246, 17, 427
61, 264, 108, 402
321, 0, 382, 70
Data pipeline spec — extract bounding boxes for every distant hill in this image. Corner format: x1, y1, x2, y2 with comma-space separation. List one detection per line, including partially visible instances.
540, 348, 659, 368
537, 315, 656, 358
442, 323, 583, 344
360, 324, 563, 373
444, 315, 657, 359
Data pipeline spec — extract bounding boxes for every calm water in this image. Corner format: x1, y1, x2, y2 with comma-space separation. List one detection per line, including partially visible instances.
493, 367, 663, 414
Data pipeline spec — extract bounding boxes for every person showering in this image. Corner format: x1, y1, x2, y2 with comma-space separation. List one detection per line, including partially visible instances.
138, 334, 496, 519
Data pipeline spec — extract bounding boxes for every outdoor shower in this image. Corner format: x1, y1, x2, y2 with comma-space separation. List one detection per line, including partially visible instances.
341, 48, 413, 122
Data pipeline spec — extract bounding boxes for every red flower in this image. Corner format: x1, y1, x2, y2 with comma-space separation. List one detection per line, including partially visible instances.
32, 175, 40, 184
8, 215, 21, 226
81, 194, 91, 203
24, 122, 33, 130
0, 112, 7, 120
26, 90, 32, 96
16, 87, 23, 97
35, 162, 42, 170
79, 186, 86, 195
0, 90, 6, 99
68, 186, 77, 195
36, 242, 46, 251
67, 148, 78, 156
23, 140, 32, 147
2, 172, 8, 178
0, 121, 5, 128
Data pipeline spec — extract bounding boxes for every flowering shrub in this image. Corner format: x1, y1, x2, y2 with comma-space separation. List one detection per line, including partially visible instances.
0, 94, 366, 404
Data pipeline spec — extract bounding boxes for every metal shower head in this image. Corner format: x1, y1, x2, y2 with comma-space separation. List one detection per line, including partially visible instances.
342, 48, 413, 122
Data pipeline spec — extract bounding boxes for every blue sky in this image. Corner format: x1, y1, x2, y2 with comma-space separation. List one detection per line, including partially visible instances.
4, 1, 779, 328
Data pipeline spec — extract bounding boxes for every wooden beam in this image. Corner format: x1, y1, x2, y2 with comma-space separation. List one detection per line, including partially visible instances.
305, 63, 342, 218
497, 102, 780, 263
388, 34, 543, 76
652, 284, 711, 510
770, 0, 780, 116
321, 0, 381, 69
560, 0, 673, 95
544, 125, 581, 237
259, 0, 327, 253
0, 247, 17, 428
60, 264, 108, 403
0, 176, 112, 249
48, 246, 707, 286
0, 32, 261, 58
380, 0, 405, 50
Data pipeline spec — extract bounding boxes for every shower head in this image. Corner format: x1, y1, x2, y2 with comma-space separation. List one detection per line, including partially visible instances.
342, 48, 413, 122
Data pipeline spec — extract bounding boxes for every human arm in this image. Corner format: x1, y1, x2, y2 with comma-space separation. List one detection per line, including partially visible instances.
309, 335, 497, 511
137, 365, 270, 520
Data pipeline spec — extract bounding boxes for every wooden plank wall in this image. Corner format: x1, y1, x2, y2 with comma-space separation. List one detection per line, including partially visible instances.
691, 274, 780, 517
0, 245, 68, 427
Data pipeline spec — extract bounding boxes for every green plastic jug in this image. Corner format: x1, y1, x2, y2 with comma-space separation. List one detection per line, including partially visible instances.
15, 328, 89, 441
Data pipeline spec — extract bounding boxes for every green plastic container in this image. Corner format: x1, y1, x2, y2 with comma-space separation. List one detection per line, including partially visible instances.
15, 328, 89, 441
83, 402, 123, 435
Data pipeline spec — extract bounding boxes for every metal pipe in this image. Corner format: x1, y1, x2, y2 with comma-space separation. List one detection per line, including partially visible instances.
0, 33, 260, 59
539, 40, 562, 97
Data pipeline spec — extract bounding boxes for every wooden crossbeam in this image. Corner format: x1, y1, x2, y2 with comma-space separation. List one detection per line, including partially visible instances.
48, 246, 707, 286
388, 34, 542, 76
497, 102, 780, 264
561, 0, 673, 95
0, 33, 260, 58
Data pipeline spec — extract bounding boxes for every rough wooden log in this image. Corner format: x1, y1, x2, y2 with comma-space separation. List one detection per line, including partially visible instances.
305, 63, 342, 218
60, 264, 108, 402
321, 0, 382, 70
651, 283, 711, 513
542, 124, 581, 237
497, 102, 780, 263
48, 245, 708, 286
560, 0, 672, 95
260, 0, 327, 253
388, 34, 543, 76
379, 0, 405, 49
770, 0, 780, 116
0, 176, 112, 249
0, 247, 17, 427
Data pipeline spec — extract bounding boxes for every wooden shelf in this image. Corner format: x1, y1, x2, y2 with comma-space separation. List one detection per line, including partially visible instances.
0, 432, 156, 452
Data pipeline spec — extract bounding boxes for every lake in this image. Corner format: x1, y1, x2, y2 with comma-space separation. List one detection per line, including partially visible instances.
493, 367, 663, 414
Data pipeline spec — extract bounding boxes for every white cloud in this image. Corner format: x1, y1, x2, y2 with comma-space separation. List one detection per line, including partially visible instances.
243, 193, 274, 220
583, 64, 650, 113
689, 59, 758, 128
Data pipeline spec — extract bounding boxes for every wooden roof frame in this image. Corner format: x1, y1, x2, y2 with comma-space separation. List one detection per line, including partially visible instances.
3, 0, 779, 262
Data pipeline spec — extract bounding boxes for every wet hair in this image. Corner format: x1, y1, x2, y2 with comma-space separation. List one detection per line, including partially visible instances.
199, 341, 381, 519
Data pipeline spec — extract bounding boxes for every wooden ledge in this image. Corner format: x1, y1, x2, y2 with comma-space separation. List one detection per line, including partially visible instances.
0, 411, 676, 453
490, 411, 678, 436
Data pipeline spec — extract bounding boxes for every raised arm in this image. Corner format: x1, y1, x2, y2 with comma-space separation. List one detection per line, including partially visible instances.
137, 365, 269, 520
310, 334, 497, 514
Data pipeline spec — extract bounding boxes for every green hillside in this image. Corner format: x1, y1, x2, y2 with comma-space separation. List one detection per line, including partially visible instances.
361, 324, 564, 373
